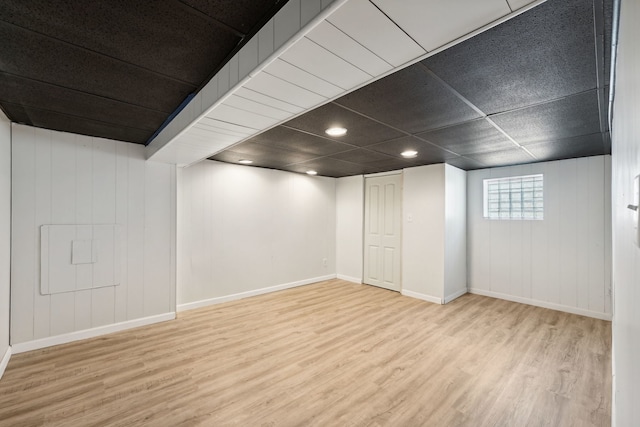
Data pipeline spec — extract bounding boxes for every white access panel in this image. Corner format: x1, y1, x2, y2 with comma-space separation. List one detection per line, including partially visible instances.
41, 224, 121, 295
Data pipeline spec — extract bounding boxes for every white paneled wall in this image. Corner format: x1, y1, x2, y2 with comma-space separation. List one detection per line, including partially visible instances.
177, 161, 336, 309
467, 156, 612, 320
444, 164, 467, 302
402, 164, 467, 303
10, 125, 176, 349
611, 0, 640, 423
0, 112, 11, 377
336, 175, 363, 283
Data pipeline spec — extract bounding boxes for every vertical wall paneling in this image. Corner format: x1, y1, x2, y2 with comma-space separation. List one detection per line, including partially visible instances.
258, 18, 275, 64
0, 110, 11, 373
125, 144, 145, 321
301, 0, 322, 27
443, 164, 467, 301
239, 37, 259, 82
114, 141, 129, 323
274, 0, 301, 50
10, 125, 175, 347
467, 155, 612, 319
402, 165, 445, 300
335, 175, 364, 282
611, 1, 640, 421
34, 128, 52, 339
75, 135, 94, 331
10, 125, 35, 343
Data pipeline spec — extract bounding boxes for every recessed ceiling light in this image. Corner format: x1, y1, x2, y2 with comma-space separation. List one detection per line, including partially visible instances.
401, 150, 418, 158
238, 159, 253, 164
325, 127, 347, 137
306, 170, 318, 176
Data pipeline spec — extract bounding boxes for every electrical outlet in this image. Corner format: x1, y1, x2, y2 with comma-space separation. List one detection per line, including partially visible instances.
322, 258, 327, 267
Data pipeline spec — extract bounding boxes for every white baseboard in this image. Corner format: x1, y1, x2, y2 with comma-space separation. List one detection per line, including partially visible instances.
444, 288, 468, 304
468, 288, 613, 321
11, 312, 176, 354
0, 346, 11, 379
401, 289, 442, 305
336, 274, 362, 284
177, 274, 337, 312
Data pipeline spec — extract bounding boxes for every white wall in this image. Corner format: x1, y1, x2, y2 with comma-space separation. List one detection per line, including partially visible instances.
0, 111, 11, 376
177, 160, 336, 309
467, 156, 612, 320
611, 0, 640, 424
336, 175, 363, 283
402, 164, 446, 301
11, 125, 176, 349
444, 164, 467, 302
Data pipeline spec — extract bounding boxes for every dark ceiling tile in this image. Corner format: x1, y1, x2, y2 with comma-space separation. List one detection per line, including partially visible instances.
284, 157, 369, 178
362, 158, 419, 175
444, 156, 487, 171
423, 0, 598, 114
0, 73, 166, 132
0, 22, 194, 114
0, 1, 239, 85
14, 106, 153, 144
250, 126, 354, 157
466, 147, 535, 168
490, 91, 601, 145
334, 65, 481, 134
417, 119, 515, 155
525, 133, 608, 161
0, 103, 30, 125
180, 0, 282, 34
283, 102, 404, 147
367, 136, 458, 163
210, 140, 319, 167
328, 149, 395, 164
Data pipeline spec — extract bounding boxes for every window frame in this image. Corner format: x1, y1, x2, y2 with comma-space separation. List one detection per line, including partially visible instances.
482, 173, 544, 221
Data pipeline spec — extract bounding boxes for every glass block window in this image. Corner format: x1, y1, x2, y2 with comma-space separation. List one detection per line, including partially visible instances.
483, 174, 544, 220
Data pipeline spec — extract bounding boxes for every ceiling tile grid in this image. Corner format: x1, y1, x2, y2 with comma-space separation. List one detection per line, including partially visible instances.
1, 0, 613, 176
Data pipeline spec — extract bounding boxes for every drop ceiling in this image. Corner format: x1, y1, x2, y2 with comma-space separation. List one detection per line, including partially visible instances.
0, 0, 287, 144
211, 0, 613, 176
0, 0, 613, 177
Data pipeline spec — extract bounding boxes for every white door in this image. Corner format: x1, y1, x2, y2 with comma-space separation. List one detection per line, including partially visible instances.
364, 173, 402, 291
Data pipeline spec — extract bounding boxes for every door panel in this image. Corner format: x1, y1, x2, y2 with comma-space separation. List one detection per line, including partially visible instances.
364, 174, 402, 291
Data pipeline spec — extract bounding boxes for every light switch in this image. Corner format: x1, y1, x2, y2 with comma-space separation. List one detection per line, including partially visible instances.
407, 213, 413, 223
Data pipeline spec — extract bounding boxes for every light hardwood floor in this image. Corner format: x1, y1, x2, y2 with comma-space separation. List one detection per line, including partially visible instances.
0, 279, 611, 426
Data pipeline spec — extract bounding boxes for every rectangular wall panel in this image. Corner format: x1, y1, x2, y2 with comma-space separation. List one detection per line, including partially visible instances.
467, 155, 612, 318
10, 125, 176, 346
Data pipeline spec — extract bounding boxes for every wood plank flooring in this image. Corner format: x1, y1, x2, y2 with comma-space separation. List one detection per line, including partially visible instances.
0, 279, 611, 426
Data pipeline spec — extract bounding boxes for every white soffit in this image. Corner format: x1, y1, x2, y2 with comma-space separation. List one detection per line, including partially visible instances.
146, 0, 543, 167
325, 0, 426, 67
372, 0, 512, 52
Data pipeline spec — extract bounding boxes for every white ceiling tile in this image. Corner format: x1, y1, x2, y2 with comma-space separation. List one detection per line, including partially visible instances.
306, 20, 393, 77
264, 58, 343, 98
243, 71, 327, 109
208, 103, 280, 130
234, 87, 305, 115
188, 126, 246, 143
327, 0, 426, 67
372, 0, 511, 52
506, 0, 535, 11
224, 94, 294, 121
280, 37, 371, 90
199, 116, 258, 135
